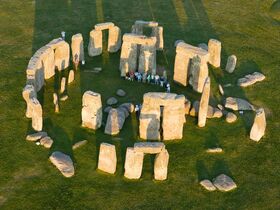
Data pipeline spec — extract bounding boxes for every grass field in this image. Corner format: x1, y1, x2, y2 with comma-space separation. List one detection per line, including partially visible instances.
0, 0, 280, 209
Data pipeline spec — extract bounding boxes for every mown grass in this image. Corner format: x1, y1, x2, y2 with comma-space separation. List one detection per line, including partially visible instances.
0, 0, 279, 209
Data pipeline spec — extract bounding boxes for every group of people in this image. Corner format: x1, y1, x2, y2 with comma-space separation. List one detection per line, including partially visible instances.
124, 71, 171, 93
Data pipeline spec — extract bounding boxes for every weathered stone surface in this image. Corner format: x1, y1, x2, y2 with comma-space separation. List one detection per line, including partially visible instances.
95, 22, 115, 31
88, 29, 102, 56
98, 143, 117, 174
185, 99, 191, 115
30, 98, 43, 131
198, 77, 211, 127
22, 85, 36, 118
213, 174, 237, 192
124, 147, 144, 179
134, 142, 165, 154
190, 101, 200, 117
40, 136, 53, 148
71, 33, 84, 63
225, 55, 237, 73
53, 93, 59, 113
117, 107, 129, 118
174, 40, 184, 47
224, 97, 254, 111
60, 95, 68, 101
250, 108, 266, 142
138, 44, 156, 73
200, 179, 216, 191
226, 112, 237, 123
237, 72, 265, 87
206, 148, 223, 153
49, 151, 74, 178
104, 106, 112, 113
116, 89, 126, 97
81, 91, 102, 130
72, 140, 88, 150
207, 106, 223, 119
60, 77, 66, 93
154, 149, 169, 180
208, 39, 221, 68
68, 70, 74, 84
52, 40, 70, 71
151, 26, 164, 50
198, 43, 208, 51
217, 104, 224, 110
26, 131, 47, 141
107, 97, 118, 105
119, 41, 138, 76
218, 84, 224, 95
139, 93, 185, 140
104, 108, 126, 135
119, 103, 135, 113
189, 55, 209, 93
108, 26, 122, 52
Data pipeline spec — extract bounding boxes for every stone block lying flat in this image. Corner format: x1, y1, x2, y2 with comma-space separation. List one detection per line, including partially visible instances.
49, 151, 74, 178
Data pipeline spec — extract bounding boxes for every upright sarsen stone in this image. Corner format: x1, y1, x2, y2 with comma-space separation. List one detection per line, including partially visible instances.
124, 147, 144, 179
71, 33, 84, 63
30, 97, 43, 131
88, 29, 102, 56
81, 91, 102, 130
154, 149, 169, 180
108, 26, 122, 52
198, 77, 211, 127
22, 85, 36, 118
250, 108, 266, 142
208, 39, 221, 68
98, 143, 117, 174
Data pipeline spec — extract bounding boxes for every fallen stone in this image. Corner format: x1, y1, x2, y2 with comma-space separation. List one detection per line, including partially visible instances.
26, 131, 47, 141
49, 151, 74, 178
104, 106, 112, 113
107, 97, 118, 105
200, 179, 216, 191
98, 143, 117, 174
213, 174, 237, 192
119, 103, 135, 113
207, 106, 223, 119
225, 55, 237, 73
208, 39, 221, 68
224, 83, 232, 87
53, 93, 59, 113
154, 149, 169, 181
206, 147, 223, 153
217, 104, 224, 110
224, 97, 254, 111
104, 108, 126, 135
198, 43, 208, 51
226, 112, 237, 123
60, 95, 68, 101
72, 140, 88, 150
117, 107, 129, 118
134, 142, 165, 154
250, 108, 266, 142
218, 84, 224, 95
237, 72, 265, 87
40, 136, 53, 148
124, 147, 144, 179
116, 89, 126, 97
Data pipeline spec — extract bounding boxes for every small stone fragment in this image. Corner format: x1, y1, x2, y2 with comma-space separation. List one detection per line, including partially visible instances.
53, 93, 59, 113
213, 174, 237, 192
40, 136, 53, 148
72, 140, 88, 150
60, 95, 68, 101
200, 179, 216, 191
226, 112, 237, 123
116, 89, 126, 97
206, 148, 223, 153
107, 97, 118, 105
218, 84, 224, 95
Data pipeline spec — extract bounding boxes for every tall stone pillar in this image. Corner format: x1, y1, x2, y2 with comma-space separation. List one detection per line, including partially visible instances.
108, 26, 122, 53
88, 29, 102, 56
198, 77, 211, 127
138, 45, 156, 73
173, 52, 191, 86
30, 98, 43, 131
119, 42, 138, 76
208, 39, 221, 68
71, 33, 84, 63
151, 26, 164, 50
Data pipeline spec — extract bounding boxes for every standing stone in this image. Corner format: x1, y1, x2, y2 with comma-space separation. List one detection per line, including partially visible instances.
151, 26, 164, 50
154, 149, 169, 181
30, 98, 43, 131
208, 39, 221, 68
225, 55, 237, 73
198, 77, 211, 127
119, 42, 138, 76
81, 91, 102, 130
49, 151, 74, 178
88, 29, 102, 56
53, 93, 59, 113
60, 77, 67, 93
138, 45, 156, 73
98, 143, 117, 174
68, 70, 74, 84
22, 85, 36, 118
218, 84, 224, 95
250, 108, 266, 142
71, 33, 84, 64
54, 41, 70, 71
124, 147, 144, 179
108, 26, 122, 52
104, 108, 126, 135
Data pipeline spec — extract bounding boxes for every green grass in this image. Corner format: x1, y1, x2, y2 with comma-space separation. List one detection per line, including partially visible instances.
0, 0, 280, 209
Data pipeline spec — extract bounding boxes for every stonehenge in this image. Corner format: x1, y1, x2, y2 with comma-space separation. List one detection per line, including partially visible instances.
81, 91, 102, 130
119, 33, 157, 76
139, 92, 185, 140
98, 143, 117, 174
88, 22, 121, 56
173, 41, 209, 93
131, 20, 164, 50
250, 108, 266, 142
124, 142, 169, 180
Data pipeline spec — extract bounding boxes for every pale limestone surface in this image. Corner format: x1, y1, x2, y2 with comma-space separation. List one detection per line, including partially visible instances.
124, 147, 144, 179
104, 108, 126, 135
208, 39, 221, 68
250, 108, 266, 142
226, 112, 237, 123
72, 140, 88, 150
198, 77, 211, 127
154, 149, 169, 180
98, 143, 117, 174
108, 26, 122, 52
49, 151, 74, 178
81, 91, 102, 130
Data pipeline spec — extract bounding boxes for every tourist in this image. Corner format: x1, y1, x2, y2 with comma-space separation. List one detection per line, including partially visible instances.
155, 75, 160, 85
166, 83, 170, 93
147, 74, 151, 83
